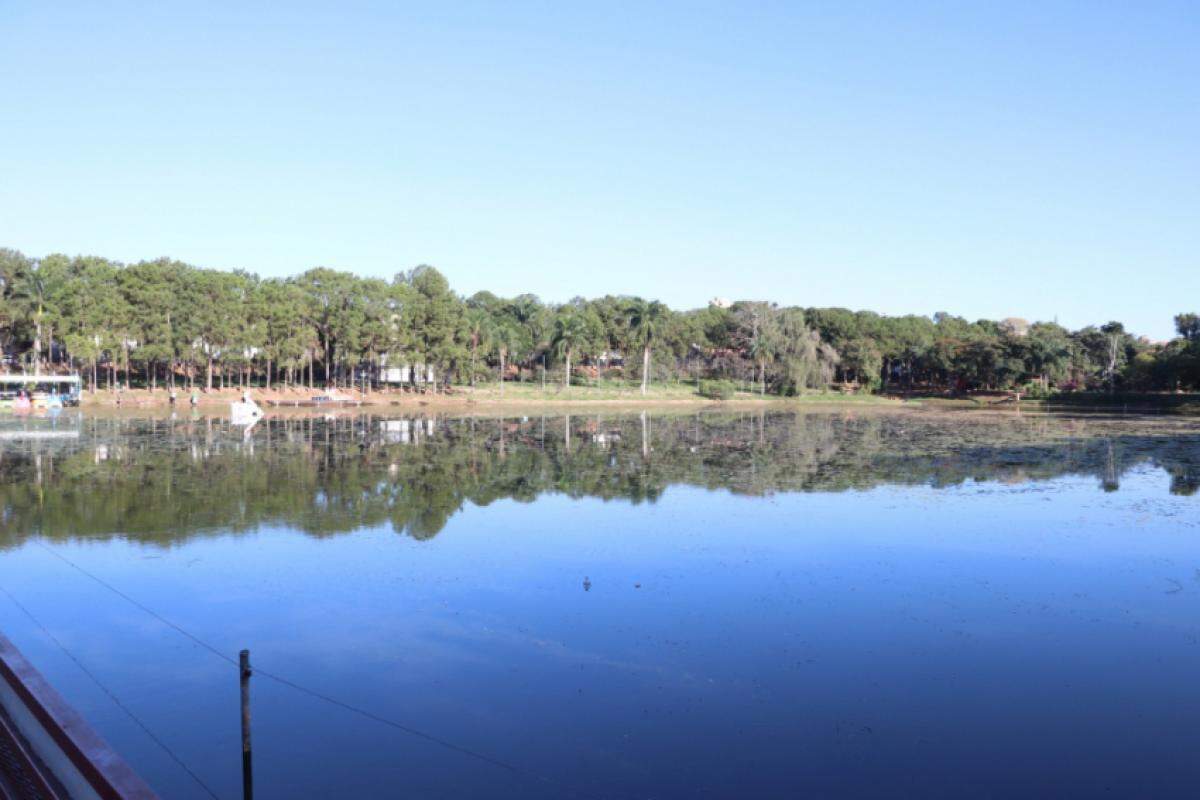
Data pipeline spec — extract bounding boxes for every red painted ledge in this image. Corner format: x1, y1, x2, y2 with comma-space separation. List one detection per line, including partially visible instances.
0, 631, 159, 800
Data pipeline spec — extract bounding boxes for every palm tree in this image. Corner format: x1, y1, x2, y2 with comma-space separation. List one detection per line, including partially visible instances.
749, 334, 775, 396
10, 267, 47, 371
509, 294, 548, 354
625, 298, 667, 396
552, 312, 588, 389
465, 308, 495, 389
493, 321, 522, 397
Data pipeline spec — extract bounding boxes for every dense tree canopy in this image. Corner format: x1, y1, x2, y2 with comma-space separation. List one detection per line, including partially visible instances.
0, 246, 1195, 395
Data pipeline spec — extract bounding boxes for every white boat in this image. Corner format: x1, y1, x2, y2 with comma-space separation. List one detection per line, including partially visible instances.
230, 399, 264, 425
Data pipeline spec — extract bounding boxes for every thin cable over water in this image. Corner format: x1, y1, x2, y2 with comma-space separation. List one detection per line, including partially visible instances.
34, 541, 611, 800
0, 583, 223, 800
36, 542, 239, 669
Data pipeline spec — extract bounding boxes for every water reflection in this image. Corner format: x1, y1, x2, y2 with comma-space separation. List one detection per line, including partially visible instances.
0, 409, 1195, 550
2, 409, 1200, 799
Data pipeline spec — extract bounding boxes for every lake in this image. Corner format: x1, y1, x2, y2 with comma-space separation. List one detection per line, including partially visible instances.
1, 408, 1198, 798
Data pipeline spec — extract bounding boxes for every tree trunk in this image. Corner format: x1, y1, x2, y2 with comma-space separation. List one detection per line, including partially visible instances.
33, 319, 42, 372
207, 356, 214, 390
641, 345, 650, 395
564, 350, 571, 388
499, 350, 506, 396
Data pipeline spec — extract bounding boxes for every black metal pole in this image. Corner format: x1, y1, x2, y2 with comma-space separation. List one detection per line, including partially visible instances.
240, 649, 253, 800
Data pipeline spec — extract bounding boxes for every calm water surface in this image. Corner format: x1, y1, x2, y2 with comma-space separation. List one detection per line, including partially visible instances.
1, 408, 1198, 798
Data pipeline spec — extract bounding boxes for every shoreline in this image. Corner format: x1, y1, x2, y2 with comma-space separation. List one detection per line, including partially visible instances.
76, 385, 905, 411
71, 386, 1200, 416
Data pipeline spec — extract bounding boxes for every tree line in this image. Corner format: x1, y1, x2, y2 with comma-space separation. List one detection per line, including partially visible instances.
1, 247, 1197, 395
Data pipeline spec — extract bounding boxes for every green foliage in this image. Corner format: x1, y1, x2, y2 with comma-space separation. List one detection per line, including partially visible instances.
551, 309, 589, 387
841, 338, 883, 391
1176, 313, 1200, 343
698, 379, 737, 400
0, 245, 1194, 398
1020, 380, 1055, 400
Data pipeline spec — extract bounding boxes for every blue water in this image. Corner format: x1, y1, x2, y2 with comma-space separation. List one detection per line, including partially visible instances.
0, 410, 1198, 798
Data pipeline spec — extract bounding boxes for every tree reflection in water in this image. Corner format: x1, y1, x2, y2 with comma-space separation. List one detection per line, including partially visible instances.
0, 409, 1196, 549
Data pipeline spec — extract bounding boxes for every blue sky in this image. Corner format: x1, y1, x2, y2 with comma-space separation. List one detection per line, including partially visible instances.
1, 1, 1196, 339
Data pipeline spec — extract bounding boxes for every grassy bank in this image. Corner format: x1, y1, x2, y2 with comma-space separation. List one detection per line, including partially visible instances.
77, 381, 903, 409
456, 381, 903, 407
73, 382, 1200, 415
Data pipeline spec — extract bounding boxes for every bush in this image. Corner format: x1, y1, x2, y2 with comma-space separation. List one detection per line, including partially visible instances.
699, 379, 737, 400
1020, 381, 1056, 400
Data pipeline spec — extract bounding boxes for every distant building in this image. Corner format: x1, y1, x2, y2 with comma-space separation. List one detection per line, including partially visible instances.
595, 350, 624, 367
710, 297, 732, 309
377, 354, 436, 385
378, 364, 436, 384
999, 317, 1030, 337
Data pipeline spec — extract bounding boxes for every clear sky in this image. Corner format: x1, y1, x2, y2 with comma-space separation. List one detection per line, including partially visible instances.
1, 1, 1196, 339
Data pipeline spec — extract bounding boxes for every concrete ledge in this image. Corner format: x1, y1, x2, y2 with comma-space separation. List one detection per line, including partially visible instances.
0, 631, 158, 800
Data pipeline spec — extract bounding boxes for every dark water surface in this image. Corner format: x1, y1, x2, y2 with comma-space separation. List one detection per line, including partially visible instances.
1, 408, 1198, 798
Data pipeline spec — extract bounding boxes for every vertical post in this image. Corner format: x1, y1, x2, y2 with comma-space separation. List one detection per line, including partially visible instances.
240, 649, 253, 800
